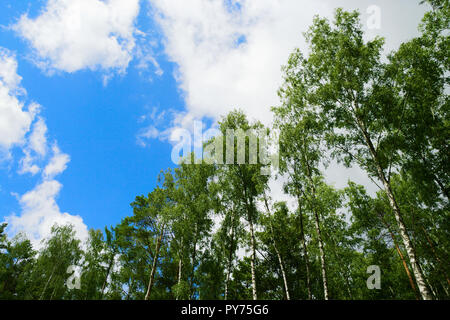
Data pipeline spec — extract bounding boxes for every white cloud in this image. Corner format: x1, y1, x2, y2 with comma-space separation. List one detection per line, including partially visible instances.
137, 125, 160, 147
43, 144, 70, 180
19, 149, 40, 176
0, 48, 39, 152
322, 159, 380, 197
151, 0, 332, 128
19, 117, 48, 175
28, 117, 48, 156
267, 174, 296, 211
151, 0, 426, 129
6, 180, 88, 249
8, 142, 84, 249
0, 49, 87, 248
135, 32, 164, 78
136, 107, 180, 147
14, 0, 141, 74
8, 140, 86, 249
0, 48, 23, 92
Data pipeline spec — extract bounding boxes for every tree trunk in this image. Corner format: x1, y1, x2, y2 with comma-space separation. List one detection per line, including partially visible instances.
296, 194, 312, 300
302, 149, 329, 300
50, 278, 59, 300
178, 258, 183, 287
224, 215, 236, 301
40, 265, 56, 300
378, 212, 419, 299
189, 224, 198, 299
176, 255, 183, 300
249, 214, 258, 300
273, 241, 290, 300
394, 242, 420, 300
313, 208, 329, 300
264, 196, 290, 300
176, 236, 184, 301
101, 254, 115, 299
376, 150, 432, 300
356, 116, 433, 300
224, 260, 231, 300
144, 224, 165, 300
240, 169, 257, 301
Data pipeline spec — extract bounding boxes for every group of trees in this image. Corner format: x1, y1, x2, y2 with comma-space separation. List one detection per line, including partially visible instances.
1, 1, 448, 300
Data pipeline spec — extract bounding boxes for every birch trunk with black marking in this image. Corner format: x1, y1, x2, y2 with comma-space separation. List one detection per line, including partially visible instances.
144, 223, 165, 301
224, 253, 232, 300
355, 115, 433, 300
313, 206, 329, 300
240, 170, 258, 301
302, 146, 329, 300
178, 258, 182, 287
224, 216, 236, 301
248, 214, 258, 300
296, 194, 312, 300
189, 223, 198, 299
176, 252, 182, 300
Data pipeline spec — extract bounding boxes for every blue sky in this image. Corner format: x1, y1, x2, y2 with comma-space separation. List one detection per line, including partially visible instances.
0, 0, 185, 242
0, 0, 427, 246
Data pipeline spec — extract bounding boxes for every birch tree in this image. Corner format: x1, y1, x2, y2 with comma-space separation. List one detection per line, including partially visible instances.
215, 110, 271, 300
278, 8, 434, 299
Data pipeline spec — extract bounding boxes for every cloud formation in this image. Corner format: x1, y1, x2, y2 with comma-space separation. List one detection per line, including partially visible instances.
0, 47, 88, 248
152, 0, 426, 127
0, 48, 39, 152
19, 117, 48, 175
14, 0, 140, 74
151, 0, 332, 127
43, 144, 70, 180
7, 179, 88, 249
8, 137, 88, 249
